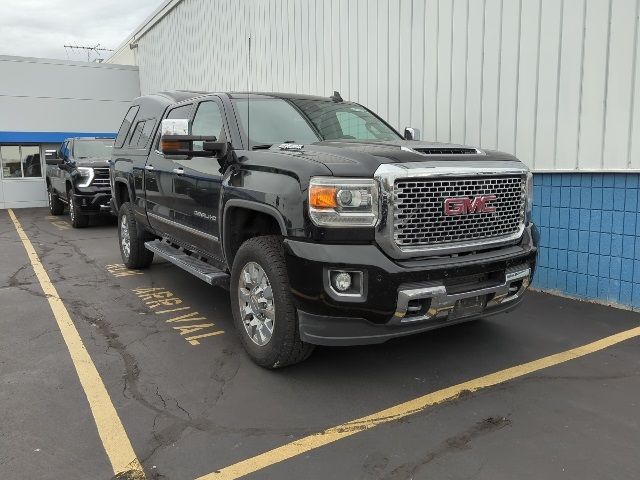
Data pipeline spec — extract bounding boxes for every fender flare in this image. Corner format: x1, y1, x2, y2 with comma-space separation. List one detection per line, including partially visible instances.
222, 199, 288, 263
112, 177, 134, 210
223, 199, 287, 235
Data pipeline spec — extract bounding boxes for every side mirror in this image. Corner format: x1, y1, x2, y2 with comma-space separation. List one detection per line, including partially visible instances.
404, 127, 421, 141
160, 118, 219, 157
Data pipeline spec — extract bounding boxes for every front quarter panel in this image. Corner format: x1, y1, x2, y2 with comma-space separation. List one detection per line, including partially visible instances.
223, 150, 329, 236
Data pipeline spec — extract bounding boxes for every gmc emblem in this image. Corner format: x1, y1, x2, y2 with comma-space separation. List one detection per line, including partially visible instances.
443, 195, 497, 215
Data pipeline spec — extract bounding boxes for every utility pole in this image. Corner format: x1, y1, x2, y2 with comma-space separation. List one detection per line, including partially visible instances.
63, 43, 114, 62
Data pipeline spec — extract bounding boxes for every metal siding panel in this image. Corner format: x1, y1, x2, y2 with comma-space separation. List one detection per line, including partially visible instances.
398, 0, 412, 130
497, 0, 521, 154
130, 0, 640, 173
577, 0, 611, 170
376, 0, 390, 120
515, 0, 542, 168
358, 0, 369, 106
388, 0, 401, 129
339, 0, 350, 99
534, 0, 563, 170
465, 0, 484, 147
630, 0, 640, 169
423, 0, 439, 140
602, 0, 637, 169
410, 0, 427, 129
450, 0, 469, 145
556, 0, 585, 170
436, 0, 453, 141
480, 0, 502, 149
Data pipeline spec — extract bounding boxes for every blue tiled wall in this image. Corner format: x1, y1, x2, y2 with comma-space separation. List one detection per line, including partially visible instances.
531, 173, 640, 309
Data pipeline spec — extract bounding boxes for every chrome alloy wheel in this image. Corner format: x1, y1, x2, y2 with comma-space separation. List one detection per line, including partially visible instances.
69, 196, 75, 222
238, 261, 275, 346
120, 214, 131, 260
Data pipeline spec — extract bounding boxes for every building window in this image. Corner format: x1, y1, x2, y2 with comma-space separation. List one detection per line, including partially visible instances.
0, 145, 43, 179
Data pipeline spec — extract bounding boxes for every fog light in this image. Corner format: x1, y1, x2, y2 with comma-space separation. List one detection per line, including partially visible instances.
333, 272, 352, 292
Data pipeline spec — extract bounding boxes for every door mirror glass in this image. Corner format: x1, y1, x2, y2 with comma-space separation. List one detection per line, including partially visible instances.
404, 127, 421, 141
161, 118, 189, 137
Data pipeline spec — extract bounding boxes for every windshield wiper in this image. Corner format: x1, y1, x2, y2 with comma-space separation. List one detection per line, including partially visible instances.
251, 144, 273, 150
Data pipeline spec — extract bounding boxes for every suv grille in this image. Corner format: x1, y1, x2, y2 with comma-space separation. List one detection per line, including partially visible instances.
92, 167, 110, 187
394, 175, 526, 248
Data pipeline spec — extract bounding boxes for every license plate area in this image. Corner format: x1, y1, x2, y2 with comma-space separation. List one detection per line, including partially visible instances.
449, 295, 487, 320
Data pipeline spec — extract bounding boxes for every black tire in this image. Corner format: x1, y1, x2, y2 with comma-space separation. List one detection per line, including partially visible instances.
230, 235, 314, 368
48, 186, 64, 216
118, 202, 155, 269
68, 189, 89, 228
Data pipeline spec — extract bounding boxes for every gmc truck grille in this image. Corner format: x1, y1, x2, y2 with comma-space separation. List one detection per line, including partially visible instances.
393, 175, 526, 248
92, 167, 110, 187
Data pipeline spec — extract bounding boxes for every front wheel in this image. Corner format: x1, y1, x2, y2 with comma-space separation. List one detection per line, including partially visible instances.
48, 186, 64, 215
230, 235, 314, 368
68, 190, 89, 228
118, 202, 154, 269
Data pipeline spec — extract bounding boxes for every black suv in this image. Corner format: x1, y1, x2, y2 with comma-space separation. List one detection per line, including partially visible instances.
46, 137, 114, 227
111, 91, 538, 368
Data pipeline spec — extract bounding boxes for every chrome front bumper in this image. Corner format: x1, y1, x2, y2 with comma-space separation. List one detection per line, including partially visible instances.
390, 265, 531, 325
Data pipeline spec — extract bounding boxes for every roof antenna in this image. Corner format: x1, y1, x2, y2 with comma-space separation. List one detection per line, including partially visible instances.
330, 91, 343, 103
247, 35, 251, 149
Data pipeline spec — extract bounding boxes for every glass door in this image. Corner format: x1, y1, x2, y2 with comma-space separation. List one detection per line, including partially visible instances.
0, 145, 43, 179
1, 144, 47, 208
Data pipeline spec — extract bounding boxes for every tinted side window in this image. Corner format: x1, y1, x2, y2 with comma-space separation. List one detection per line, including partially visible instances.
115, 105, 140, 148
192, 101, 224, 139
129, 121, 146, 147
167, 104, 193, 120
139, 119, 156, 148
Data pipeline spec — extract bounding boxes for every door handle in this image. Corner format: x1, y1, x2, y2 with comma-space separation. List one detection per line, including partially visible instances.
172, 168, 185, 175
144, 165, 155, 171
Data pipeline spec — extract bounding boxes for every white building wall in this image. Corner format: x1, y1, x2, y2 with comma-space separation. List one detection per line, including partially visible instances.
0, 56, 140, 209
126, 0, 640, 172
0, 56, 140, 134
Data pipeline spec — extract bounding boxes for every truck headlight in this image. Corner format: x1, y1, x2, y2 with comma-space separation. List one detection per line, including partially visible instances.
308, 177, 379, 227
525, 172, 533, 223
75, 167, 94, 188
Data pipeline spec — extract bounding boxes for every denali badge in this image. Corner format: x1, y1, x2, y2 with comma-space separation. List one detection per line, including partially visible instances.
443, 195, 497, 215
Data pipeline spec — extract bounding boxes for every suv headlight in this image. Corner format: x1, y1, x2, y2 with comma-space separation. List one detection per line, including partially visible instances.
525, 171, 533, 223
308, 177, 379, 227
75, 167, 94, 188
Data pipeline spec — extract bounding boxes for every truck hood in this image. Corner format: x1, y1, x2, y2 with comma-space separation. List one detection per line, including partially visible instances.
272, 140, 527, 177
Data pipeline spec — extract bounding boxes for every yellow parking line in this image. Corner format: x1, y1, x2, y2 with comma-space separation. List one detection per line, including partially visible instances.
198, 325, 640, 480
8, 209, 145, 479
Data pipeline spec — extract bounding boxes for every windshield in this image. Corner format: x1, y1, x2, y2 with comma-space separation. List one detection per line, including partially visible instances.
73, 139, 114, 159
233, 98, 400, 148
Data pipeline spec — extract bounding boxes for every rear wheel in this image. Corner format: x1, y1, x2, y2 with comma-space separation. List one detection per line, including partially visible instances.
230, 235, 314, 368
48, 186, 64, 215
68, 189, 89, 228
118, 201, 154, 269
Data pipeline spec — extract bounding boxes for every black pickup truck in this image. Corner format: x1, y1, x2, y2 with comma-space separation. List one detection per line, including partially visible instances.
110, 91, 538, 368
46, 137, 114, 227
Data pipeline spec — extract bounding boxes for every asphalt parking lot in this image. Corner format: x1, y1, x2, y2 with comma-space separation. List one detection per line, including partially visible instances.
1, 207, 639, 480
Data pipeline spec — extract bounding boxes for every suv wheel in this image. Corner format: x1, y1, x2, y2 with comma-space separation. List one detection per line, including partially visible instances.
68, 189, 89, 228
231, 235, 314, 368
48, 186, 64, 215
118, 201, 154, 269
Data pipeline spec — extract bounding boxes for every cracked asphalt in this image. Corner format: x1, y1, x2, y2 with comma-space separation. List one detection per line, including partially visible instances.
1, 207, 639, 480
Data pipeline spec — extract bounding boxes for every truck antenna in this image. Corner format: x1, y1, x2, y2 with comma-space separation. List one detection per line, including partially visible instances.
247, 35, 251, 149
